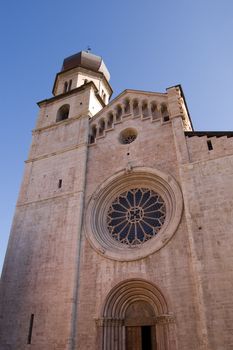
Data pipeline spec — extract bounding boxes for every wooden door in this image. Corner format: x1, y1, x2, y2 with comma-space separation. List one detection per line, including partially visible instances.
125, 301, 156, 350
126, 326, 142, 350
126, 326, 155, 350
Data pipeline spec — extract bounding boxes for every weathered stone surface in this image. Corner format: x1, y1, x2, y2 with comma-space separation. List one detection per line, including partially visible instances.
1, 52, 233, 350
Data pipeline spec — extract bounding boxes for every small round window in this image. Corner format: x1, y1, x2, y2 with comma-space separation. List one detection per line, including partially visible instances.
107, 188, 166, 246
119, 128, 137, 144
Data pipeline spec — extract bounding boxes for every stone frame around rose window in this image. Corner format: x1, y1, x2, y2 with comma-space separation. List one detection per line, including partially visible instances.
84, 167, 183, 261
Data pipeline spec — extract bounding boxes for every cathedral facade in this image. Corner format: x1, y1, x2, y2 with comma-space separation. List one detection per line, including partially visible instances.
1, 51, 233, 350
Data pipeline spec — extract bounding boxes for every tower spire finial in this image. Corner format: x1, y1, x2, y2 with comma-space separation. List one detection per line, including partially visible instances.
86, 45, 91, 53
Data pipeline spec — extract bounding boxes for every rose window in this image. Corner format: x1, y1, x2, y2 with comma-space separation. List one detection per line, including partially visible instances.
119, 128, 137, 144
107, 188, 166, 246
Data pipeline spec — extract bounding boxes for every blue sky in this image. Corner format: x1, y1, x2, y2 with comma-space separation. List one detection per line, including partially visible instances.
1, 0, 233, 273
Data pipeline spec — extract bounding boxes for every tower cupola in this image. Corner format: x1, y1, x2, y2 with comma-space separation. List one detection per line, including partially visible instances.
52, 51, 112, 105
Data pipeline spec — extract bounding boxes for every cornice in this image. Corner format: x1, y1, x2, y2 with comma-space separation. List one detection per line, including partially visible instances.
32, 113, 87, 134
25, 142, 87, 163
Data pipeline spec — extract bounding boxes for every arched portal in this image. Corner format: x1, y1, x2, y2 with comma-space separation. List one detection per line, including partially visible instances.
98, 279, 176, 350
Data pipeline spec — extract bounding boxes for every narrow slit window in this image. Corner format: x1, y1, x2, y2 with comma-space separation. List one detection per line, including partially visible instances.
207, 140, 213, 151
68, 79, 72, 91
58, 179, 62, 188
27, 314, 34, 344
63, 81, 68, 93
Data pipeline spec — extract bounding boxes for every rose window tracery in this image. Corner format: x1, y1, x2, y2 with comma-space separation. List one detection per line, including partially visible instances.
122, 134, 137, 144
119, 128, 138, 144
107, 188, 166, 246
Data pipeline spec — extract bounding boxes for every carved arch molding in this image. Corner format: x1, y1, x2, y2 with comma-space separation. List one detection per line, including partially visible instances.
96, 279, 177, 350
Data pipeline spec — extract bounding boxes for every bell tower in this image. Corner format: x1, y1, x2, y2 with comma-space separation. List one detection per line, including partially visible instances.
53, 50, 112, 104
0, 51, 112, 350
36, 50, 112, 130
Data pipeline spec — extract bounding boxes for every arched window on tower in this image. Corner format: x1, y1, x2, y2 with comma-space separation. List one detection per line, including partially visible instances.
56, 104, 70, 122
63, 81, 68, 93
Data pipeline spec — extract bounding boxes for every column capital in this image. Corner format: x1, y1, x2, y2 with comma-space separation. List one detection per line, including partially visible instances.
156, 313, 176, 324
95, 317, 125, 327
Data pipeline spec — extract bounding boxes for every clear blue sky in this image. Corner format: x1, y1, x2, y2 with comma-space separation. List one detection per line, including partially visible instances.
1, 0, 233, 273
